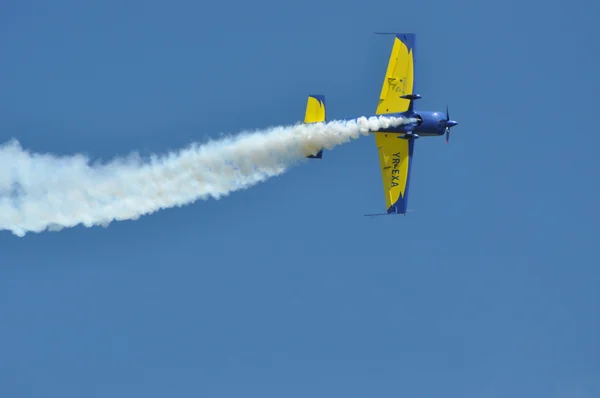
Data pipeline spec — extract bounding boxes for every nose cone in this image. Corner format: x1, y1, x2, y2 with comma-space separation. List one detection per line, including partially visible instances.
446, 120, 458, 128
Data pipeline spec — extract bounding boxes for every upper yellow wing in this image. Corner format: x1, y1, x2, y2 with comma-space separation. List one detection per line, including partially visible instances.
375, 34, 415, 115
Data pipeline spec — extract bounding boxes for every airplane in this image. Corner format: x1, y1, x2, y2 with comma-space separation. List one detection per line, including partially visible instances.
301, 33, 458, 216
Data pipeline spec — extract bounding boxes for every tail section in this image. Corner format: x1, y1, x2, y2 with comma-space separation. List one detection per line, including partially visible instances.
304, 95, 326, 159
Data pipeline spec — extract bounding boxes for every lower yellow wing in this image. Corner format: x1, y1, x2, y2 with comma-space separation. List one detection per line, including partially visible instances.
375, 34, 415, 115
374, 133, 414, 214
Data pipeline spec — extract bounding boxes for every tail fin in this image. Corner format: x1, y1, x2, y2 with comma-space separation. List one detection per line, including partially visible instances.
304, 95, 326, 159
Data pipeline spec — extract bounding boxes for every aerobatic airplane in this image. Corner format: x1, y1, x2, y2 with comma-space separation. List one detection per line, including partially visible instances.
302, 33, 458, 215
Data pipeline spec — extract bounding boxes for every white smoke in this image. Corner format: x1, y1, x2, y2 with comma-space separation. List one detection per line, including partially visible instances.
0, 115, 415, 237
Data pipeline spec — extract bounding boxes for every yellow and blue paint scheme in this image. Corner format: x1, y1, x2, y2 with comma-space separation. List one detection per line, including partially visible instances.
303, 33, 458, 215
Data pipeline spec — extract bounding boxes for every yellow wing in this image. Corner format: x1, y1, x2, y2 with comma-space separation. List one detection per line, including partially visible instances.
375, 34, 415, 115
372, 34, 417, 214
374, 133, 414, 214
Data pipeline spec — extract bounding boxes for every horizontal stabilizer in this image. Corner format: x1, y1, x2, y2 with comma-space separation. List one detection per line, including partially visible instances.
364, 210, 414, 218
304, 95, 326, 159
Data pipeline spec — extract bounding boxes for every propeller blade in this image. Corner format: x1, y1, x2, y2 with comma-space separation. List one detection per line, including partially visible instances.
444, 105, 457, 144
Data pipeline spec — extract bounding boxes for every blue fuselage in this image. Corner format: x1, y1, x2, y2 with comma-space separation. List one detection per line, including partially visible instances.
368, 110, 450, 138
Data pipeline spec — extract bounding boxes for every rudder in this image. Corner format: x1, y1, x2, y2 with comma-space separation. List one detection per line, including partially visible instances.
304, 95, 326, 159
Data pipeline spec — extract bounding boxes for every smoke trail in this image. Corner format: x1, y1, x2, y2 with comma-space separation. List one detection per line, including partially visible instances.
0, 115, 414, 236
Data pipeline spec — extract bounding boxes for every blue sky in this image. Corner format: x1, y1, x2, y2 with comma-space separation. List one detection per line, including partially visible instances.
1, 0, 599, 397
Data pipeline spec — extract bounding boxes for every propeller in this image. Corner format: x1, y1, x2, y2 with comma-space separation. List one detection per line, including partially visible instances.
444, 105, 458, 143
